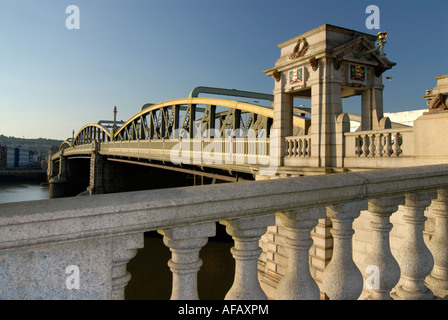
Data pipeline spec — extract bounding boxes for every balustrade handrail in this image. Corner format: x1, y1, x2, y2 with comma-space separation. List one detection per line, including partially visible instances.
1, 164, 448, 251
284, 135, 312, 158
285, 134, 310, 140
344, 127, 414, 136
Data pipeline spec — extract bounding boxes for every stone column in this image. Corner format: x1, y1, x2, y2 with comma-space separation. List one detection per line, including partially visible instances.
88, 151, 104, 195
425, 188, 448, 298
276, 207, 325, 300
364, 196, 403, 300
323, 200, 366, 300
111, 233, 144, 300
361, 87, 386, 131
271, 82, 292, 168
159, 223, 216, 300
49, 153, 69, 198
220, 214, 275, 300
393, 192, 434, 300
57, 153, 67, 182
309, 59, 343, 168
335, 113, 350, 167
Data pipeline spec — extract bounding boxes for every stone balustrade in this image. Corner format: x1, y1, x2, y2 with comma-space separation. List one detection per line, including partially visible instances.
1, 164, 448, 300
342, 128, 415, 168
345, 128, 414, 158
284, 135, 311, 158
282, 128, 419, 169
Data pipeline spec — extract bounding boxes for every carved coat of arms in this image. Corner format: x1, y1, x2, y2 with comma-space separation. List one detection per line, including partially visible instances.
289, 68, 303, 85
350, 65, 366, 82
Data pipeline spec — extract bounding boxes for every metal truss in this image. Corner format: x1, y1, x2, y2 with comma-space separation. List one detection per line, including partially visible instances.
65, 97, 309, 148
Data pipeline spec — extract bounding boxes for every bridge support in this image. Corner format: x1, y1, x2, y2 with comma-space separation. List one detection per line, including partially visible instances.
48, 155, 68, 198
48, 151, 91, 198
87, 150, 105, 195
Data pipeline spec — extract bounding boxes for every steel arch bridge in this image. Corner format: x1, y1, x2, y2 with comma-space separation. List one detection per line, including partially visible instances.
115, 97, 308, 140
50, 94, 310, 186
65, 97, 308, 146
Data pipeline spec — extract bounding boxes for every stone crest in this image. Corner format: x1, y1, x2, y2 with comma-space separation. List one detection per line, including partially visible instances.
289, 38, 309, 60
289, 68, 303, 85
350, 65, 366, 82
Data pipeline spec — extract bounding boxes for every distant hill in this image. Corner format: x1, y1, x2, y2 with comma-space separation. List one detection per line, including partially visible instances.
0, 135, 64, 160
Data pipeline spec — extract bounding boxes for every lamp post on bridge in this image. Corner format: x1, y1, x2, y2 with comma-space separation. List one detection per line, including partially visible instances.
111, 106, 118, 137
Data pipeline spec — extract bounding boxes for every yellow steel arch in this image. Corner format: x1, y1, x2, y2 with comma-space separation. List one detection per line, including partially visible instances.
114, 97, 308, 139
72, 123, 112, 146
59, 140, 72, 150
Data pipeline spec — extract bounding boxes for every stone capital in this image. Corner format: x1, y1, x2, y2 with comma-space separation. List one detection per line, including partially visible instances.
368, 195, 404, 214
327, 200, 367, 220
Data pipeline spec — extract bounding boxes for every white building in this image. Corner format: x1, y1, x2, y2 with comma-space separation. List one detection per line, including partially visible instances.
350, 109, 426, 132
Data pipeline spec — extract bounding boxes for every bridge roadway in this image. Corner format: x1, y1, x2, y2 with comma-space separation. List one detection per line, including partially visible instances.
48, 96, 309, 195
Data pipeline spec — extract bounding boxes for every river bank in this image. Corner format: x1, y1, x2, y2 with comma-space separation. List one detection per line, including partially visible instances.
0, 167, 47, 184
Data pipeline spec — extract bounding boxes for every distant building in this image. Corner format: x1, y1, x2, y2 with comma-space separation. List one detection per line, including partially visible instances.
350, 109, 426, 132
384, 109, 427, 127
0, 146, 38, 168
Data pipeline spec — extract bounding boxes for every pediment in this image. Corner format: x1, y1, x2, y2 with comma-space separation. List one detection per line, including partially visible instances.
331, 35, 396, 69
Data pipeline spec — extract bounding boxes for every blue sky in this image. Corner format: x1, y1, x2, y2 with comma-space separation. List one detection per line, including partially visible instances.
1, 0, 447, 140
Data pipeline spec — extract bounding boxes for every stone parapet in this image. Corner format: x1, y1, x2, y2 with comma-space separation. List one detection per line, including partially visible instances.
1, 164, 448, 299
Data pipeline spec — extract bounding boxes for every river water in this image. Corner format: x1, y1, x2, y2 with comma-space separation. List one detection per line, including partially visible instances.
0, 183, 50, 204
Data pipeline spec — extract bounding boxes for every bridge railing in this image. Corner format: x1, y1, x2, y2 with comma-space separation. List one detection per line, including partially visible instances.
1, 164, 448, 300
284, 135, 312, 158
99, 137, 270, 169
343, 127, 416, 168
283, 127, 422, 169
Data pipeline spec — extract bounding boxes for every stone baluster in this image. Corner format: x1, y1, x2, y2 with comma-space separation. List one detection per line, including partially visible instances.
392, 192, 435, 300
221, 214, 275, 300
302, 138, 305, 157
276, 207, 326, 300
375, 134, 383, 157
355, 136, 362, 156
288, 139, 293, 157
368, 134, 375, 157
306, 138, 311, 157
425, 188, 448, 298
392, 133, 401, 156
286, 139, 295, 157
111, 233, 144, 300
295, 139, 300, 157
362, 135, 369, 157
323, 200, 366, 300
384, 133, 392, 156
159, 223, 216, 300
364, 196, 403, 299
